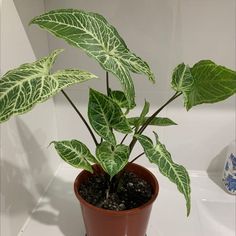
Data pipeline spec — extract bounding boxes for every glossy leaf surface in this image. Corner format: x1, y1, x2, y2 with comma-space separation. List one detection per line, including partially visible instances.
96, 142, 129, 178
88, 89, 132, 146
31, 9, 155, 108
0, 49, 96, 123
172, 61, 236, 110
52, 140, 97, 172
128, 117, 177, 126
109, 90, 129, 109
136, 133, 191, 216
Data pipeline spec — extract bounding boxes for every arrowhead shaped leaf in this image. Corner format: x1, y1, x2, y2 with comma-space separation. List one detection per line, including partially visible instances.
172, 61, 236, 110
88, 89, 132, 146
96, 142, 129, 179
128, 117, 177, 126
135, 133, 191, 216
52, 140, 97, 173
30, 9, 155, 108
0, 49, 97, 123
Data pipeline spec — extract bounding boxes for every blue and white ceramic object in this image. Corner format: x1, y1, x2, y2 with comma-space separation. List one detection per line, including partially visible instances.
222, 141, 236, 194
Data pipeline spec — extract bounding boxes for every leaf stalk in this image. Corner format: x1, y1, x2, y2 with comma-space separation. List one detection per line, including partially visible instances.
130, 152, 145, 163
61, 90, 99, 146
106, 71, 110, 96
129, 91, 182, 155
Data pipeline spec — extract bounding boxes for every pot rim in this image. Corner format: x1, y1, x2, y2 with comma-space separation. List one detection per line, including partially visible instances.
74, 162, 159, 216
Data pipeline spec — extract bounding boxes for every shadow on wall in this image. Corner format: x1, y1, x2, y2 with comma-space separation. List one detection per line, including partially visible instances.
1, 118, 84, 235
13, 0, 49, 59
207, 145, 228, 192
0, 160, 36, 216
15, 118, 53, 195
16, 119, 85, 235
29, 177, 85, 236
0, 161, 84, 236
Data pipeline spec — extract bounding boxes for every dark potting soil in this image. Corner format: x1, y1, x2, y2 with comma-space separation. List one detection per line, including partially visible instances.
78, 171, 152, 211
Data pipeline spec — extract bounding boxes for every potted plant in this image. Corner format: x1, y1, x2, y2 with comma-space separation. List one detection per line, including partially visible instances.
0, 8, 235, 236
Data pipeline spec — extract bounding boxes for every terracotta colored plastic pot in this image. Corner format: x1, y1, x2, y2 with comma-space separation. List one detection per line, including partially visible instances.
74, 163, 159, 236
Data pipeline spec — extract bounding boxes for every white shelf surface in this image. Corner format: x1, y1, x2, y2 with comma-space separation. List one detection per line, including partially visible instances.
19, 165, 236, 236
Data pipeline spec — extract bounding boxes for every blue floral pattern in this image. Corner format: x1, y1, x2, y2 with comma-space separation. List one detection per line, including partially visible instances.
223, 153, 236, 194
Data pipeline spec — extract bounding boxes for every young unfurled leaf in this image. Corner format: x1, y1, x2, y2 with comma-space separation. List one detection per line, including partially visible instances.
88, 89, 132, 146
172, 61, 236, 110
128, 117, 177, 127
135, 133, 191, 216
52, 140, 97, 173
31, 9, 155, 108
134, 100, 150, 131
96, 142, 129, 179
0, 49, 96, 123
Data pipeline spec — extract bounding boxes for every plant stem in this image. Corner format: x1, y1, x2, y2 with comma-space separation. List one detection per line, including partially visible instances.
130, 152, 145, 163
61, 89, 99, 146
106, 71, 110, 96
120, 126, 136, 145
120, 134, 128, 144
139, 91, 181, 134
129, 91, 182, 154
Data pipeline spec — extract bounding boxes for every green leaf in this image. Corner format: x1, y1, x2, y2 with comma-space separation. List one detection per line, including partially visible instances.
52, 140, 97, 172
88, 89, 132, 146
0, 49, 96, 123
128, 117, 177, 126
30, 9, 155, 108
109, 90, 129, 109
135, 133, 191, 216
96, 142, 129, 179
172, 61, 236, 110
135, 100, 150, 130
171, 63, 193, 93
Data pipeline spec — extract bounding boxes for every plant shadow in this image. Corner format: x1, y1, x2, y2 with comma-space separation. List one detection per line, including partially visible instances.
13, 0, 49, 59
30, 176, 86, 236
15, 119, 85, 235
1, 118, 85, 236
1, 162, 85, 236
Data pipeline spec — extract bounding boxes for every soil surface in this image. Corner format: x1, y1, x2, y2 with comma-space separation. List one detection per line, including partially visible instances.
79, 171, 152, 211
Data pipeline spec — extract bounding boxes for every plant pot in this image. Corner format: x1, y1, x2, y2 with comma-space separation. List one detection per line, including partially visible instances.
74, 163, 159, 236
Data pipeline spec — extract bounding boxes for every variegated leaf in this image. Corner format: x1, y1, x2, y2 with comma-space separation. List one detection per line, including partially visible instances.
128, 117, 177, 126
88, 89, 132, 146
172, 61, 236, 110
171, 63, 193, 93
0, 49, 97, 123
52, 140, 97, 172
135, 133, 191, 216
30, 9, 155, 108
96, 142, 129, 179
109, 90, 129, 109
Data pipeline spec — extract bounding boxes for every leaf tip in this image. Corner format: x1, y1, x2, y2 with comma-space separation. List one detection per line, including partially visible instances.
186, 203, 191, 217
29, 15, 40, 26
48, 141, 56, 148
185, 105, 192, 111
148, 72, 156, 84
153, 131, 159, 143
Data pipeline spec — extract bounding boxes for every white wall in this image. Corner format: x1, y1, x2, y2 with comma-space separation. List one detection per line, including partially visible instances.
0, 1, 60, 235
0, 1, 235, 235
45, 0, 235, 171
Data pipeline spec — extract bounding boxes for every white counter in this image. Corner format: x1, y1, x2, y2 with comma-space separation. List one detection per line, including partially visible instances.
18, 164, 235, 236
